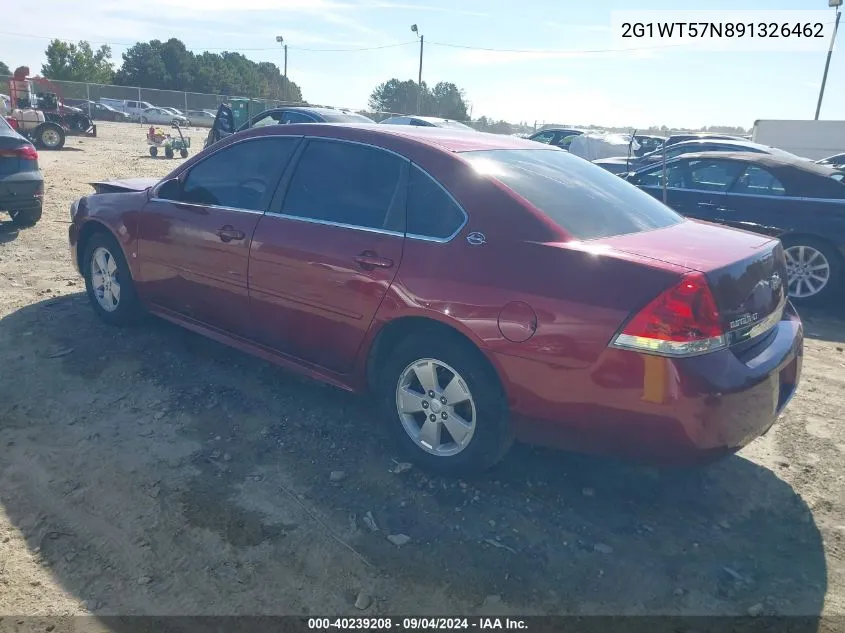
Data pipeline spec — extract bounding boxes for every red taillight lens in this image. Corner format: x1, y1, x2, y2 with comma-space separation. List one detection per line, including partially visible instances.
611, 272, 726, 357
0, 146, 38, 160
5, 117, 19, 130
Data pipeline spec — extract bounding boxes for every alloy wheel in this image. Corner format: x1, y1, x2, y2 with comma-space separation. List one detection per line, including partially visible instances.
91, 246, 121, 312
785, 245, 830, 299
395, 358, 477, 457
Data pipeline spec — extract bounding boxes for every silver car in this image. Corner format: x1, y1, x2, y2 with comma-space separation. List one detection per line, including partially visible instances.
140, 107, 189, 126
379, 115, 475, 131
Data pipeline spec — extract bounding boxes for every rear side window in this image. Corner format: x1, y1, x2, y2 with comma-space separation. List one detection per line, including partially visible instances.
283, 111, 315, 124
688, 159, 745, 191
407, 165, 466, 240
173, 137, 299, 211
462, 149, 682, 240
282, 139, 404, 230
732, 165, 786, 196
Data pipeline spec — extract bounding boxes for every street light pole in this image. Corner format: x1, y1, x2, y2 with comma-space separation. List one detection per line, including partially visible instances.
411, 24, 423, 115
815, 0, 842, 120
276, 35, 288, 103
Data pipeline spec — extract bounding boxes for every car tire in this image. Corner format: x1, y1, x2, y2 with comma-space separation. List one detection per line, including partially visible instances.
82, 232, 143, 326
781, 237, 841, 304
377, 331, 513, 475
9, 206, 42, 228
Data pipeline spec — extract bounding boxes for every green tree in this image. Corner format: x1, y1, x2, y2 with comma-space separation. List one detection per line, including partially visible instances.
0, 61, 10, 76
369, 78, 470, 119
41, 40, 114, 83
430, 82, 468, 120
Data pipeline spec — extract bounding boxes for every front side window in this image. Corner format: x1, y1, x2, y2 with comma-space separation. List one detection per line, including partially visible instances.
283, 111, 316, 124
162, 136, 299, 211
732, 165, 786, 196
463, 149, 682, 241
630, 162, 687, 188
531, 131, 555, 144
281, 139, 404, 230
406, 165, 466, 240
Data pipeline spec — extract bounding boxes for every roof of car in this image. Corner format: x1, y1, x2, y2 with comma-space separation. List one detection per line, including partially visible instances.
252, 122, 546, 153
668, 150, 841, 174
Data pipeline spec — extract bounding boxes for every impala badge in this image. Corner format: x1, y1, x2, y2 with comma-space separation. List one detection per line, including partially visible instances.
730, 313, 759, 329
466, 232, 486, 246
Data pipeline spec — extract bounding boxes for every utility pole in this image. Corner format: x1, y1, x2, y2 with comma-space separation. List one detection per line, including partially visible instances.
815, 0, 842, 120
276, 35, 288, 103
411, 24, 423, 115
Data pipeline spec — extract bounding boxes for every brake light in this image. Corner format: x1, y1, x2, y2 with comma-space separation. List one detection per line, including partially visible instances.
611, 272, 726, 357
0, 146, 38, 160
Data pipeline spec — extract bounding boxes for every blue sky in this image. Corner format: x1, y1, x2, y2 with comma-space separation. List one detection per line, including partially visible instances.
1, 0, 842, 128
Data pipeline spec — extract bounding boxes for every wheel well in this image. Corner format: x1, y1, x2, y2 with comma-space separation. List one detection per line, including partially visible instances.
76, 220, 113, 272
365, 316, 504, 395
779, 233, 845, 265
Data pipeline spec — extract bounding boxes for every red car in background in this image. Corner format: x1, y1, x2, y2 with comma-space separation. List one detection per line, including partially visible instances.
68, 124, 803, 474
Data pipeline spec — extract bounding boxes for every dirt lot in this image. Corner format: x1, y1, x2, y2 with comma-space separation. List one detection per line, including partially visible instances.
0, 121, 844, 620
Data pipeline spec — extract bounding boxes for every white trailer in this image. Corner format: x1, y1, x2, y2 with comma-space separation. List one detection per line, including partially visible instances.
751, 119, 845, 161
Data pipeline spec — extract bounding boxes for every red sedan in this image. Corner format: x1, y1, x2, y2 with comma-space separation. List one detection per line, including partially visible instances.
68, 124, 803, 474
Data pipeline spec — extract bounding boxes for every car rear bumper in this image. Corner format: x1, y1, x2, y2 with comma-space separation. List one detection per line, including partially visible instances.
0, 171, 43, 213
494, 303, 803, 467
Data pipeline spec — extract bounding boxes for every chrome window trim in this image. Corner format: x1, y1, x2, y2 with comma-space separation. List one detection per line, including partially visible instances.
148, 198, 266, 215
639, 184, 845, 204
266, 136, 468, 244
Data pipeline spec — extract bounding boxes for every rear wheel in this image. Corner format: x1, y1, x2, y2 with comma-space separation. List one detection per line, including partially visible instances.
180, 148, 188, 158
378, 332, 512, 475
782, 237, 841, 303
149, 146, 158, 157
82, 232, 143, 326
165, 147, 174, 159
35, 122, 65, 150
9, 207, 42, 228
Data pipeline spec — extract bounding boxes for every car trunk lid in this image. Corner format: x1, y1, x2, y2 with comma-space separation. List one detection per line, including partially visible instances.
598, 220, 788, 344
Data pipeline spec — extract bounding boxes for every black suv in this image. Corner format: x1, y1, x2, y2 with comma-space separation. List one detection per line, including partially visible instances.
0, 116, 43, 228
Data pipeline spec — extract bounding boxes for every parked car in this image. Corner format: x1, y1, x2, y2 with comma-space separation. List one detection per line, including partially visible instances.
633, 134, 666, 156
594, 139, 801, 175
187, 110, 216, 127
817, 153, 845, 170
140, 107, 190, 126
379, 115, 475, 131
64, 99, 129, 122
205, 105, 375, 147
159, 107, 191, 125
68, 124, 802, 474
664, 133, 748, 147
527, 128, 584, 151
623, 151, 845, 302
99, 99, 156, 121
0, 114, 43, 228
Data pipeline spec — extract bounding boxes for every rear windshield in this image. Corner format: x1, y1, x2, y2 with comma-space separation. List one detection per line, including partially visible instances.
321, 112, 374, 123
462, 149, 683, 240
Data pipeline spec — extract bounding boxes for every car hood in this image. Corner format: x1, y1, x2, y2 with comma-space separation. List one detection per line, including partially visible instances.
89, 177, 158, 194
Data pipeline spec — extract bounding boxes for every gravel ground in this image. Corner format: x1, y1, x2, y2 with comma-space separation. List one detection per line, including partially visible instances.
0, 122, 843, 621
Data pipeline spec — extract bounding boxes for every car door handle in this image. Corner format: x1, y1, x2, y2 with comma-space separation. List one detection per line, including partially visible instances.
354, 252, 394, 270
216, 225, 245, 242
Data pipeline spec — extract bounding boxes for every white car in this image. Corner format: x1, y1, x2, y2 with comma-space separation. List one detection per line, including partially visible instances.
186, 110, 216, 127
379, 115, 475, 131
140, 107, 189, 126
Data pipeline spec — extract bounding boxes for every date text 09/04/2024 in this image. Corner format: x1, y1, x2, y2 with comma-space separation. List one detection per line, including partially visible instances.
307, 618, 528, 630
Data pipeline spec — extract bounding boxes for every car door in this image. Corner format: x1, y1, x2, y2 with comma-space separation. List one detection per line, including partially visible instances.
137, 135, 301, 336
721, 164, 792, 235
248, 137, 408, 373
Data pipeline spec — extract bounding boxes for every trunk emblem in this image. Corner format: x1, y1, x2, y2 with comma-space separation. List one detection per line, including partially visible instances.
730, 313, 759, 329
466, 232, 486, 246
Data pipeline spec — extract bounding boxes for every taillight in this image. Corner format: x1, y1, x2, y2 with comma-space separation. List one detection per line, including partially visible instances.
611, 272, 726, 357
0, 146, 38, 160
5, 117, 18, 130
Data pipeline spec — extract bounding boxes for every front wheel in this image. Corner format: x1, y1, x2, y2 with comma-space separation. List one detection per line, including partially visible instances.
783, 238, 841, 303
35, 122, 65, 150
378, 333, 512, 475
179, 148, 188, 158
165, 147, 174, 159
149, 146, 158, 157
82, 232, 143, 326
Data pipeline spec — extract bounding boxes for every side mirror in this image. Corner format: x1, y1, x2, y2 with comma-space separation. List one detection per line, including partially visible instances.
156, 178, 181, 201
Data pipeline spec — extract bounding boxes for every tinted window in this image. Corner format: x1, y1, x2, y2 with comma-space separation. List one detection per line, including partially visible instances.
282, 139, 404, 230
732, 165, 786, 196
250, 112, 283, 129
531, 131, 555, 144
630, 162, 686, 188
407, 165, 466, 239
283, 111, 316, 124
167, 137, 299, 211
320, 112, 374, 123
688, 159, 745, 191
463, 149, 682, 240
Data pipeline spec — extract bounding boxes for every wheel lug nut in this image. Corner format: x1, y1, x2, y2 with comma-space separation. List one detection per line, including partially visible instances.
428, 391, 435, 398
422, 401, 429, 409
440, 397, 447, 404
429, 414, 436, 422
441, 412, 448, 420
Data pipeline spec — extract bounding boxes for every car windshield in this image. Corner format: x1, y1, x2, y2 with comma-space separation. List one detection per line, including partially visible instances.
439, 120, 474, 130
462, 149, 683, 240
320, 112, 374, 123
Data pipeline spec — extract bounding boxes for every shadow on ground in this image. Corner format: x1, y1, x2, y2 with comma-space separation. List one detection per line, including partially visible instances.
0, 294, 830, 621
